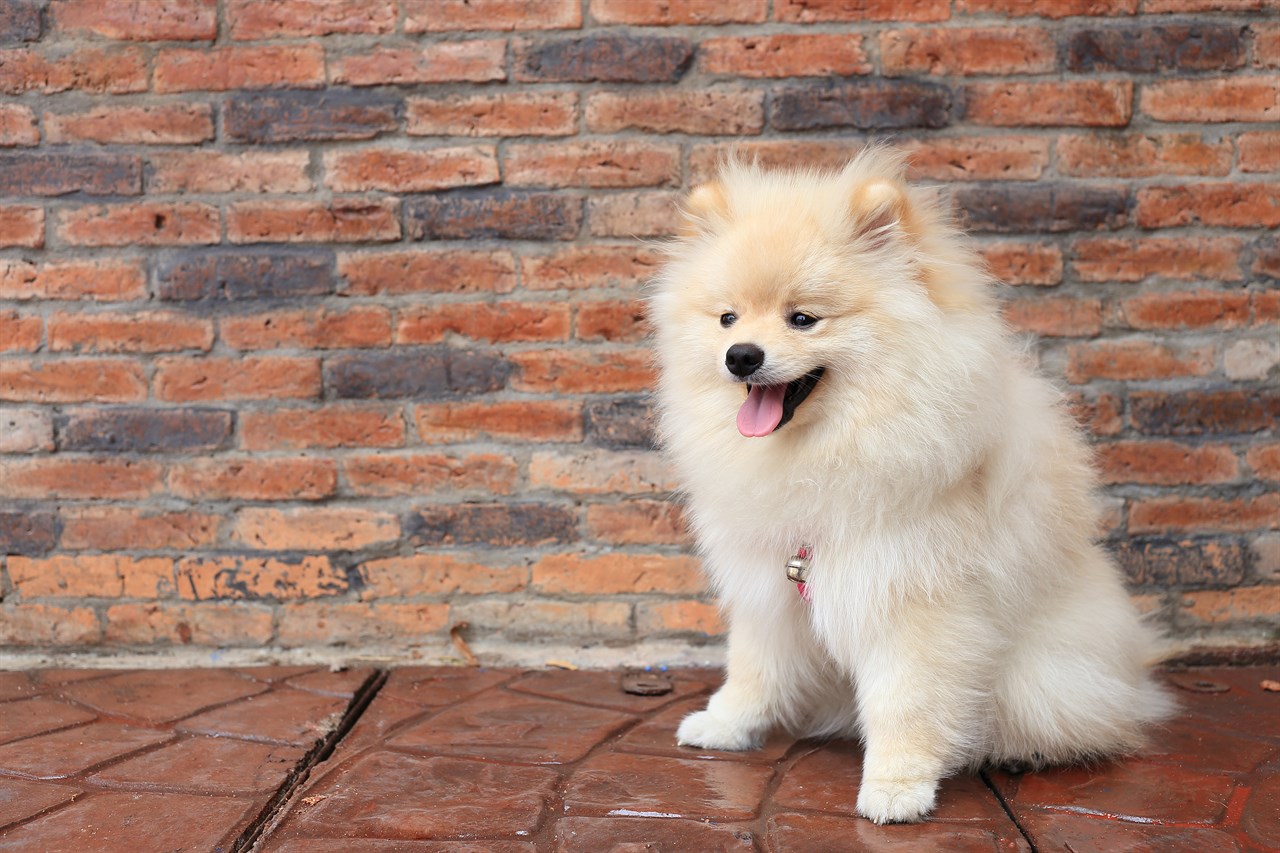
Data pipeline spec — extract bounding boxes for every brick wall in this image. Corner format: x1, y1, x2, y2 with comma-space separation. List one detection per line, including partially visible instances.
0, 0, 1276, 659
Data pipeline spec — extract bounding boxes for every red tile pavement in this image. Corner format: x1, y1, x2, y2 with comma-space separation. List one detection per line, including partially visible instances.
0, 664, 1275, 851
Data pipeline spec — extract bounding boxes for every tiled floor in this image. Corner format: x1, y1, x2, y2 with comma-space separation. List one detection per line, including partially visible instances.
0, 664, 1276, 852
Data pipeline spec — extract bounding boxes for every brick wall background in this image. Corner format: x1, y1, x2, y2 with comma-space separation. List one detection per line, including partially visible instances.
0, 0, 1276, 660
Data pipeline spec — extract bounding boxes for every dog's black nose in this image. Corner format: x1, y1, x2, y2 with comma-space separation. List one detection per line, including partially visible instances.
725, 343, 765, 377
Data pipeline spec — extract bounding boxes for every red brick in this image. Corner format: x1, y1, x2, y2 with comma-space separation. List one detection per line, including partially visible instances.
404, 0, 581, 31
325, 146, 498, 193
228, 199, 399, 244
232, 508, 400, 551
44, 104, 212, 145
637, 600, 724, 635
0, 104, 37, 145
154, 356, 320, 402
227, 0, 395, 39
0, 604, 99, 646
0, 206, 41, 248
0, 458, 162, 499
61, 508, 220, 551
221, 307, 391, 351
1072, 237, 1242, 282
957, 0, 1137, 13
698, 33, 870, 77
576, 299, 648, 342
1003, 297, 1102, 337
1137, 184, 1280, 229
397, 302, 570, 345
148, 151, 313, 194
592, 0, 765, 23
0, 359, 146, 402
1181, 586, 1280, 625
52, 0, 216, 40
1239, 132, 1280, 173
456, 598, 632, 640
178, 555, 350, 602
277, 602, 449, 646
1248, 444, 1280, 481
521, 246, 661, 291
407, 92, 578, 137
979, 241, 1063, 286
903, 136, 1049, 181
587, 500, 687, 545
505, 141, 680, 188
775, 0, 949, 21
1142, 78, 1280, 123
104, 602, 273, 646
966, 81, 1132, 126
0, 258, 145, 301
169, 458, 338, 501
48, 310, 213, 353
1065, 340, 1215, 383
240, 406, 404, 451
530, 450, 676, 494
330, 42, 507, 86
0, 312, 39, 352
342, 453, 518, 497
511, 349, 654, 393
585, 91, 763, 135
154, 45, 325, 93
1130, 494, 1280, 534
1120, 291, 1251, 330
882, 27, 1055, 76
1255, 22, 1280, 68
339, 249, 517, 296
9, 555, 174, 599
358, 554, 526, 599
1067, 391, 1123, 436
1095, 441, 1239, 485
0, 46, 147, 95
56, 203, 219, 247
533, 553, 704, 595
587, 191, 681, 238
1057, 133, 1233, 177
415, 400, 583, 444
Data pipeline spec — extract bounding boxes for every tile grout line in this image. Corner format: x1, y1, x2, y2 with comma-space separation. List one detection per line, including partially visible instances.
232, 668, 390, 853
979, 768, 1038, 853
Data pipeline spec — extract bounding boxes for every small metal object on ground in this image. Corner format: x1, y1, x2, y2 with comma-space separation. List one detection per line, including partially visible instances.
621, 669, 674, 696
1168, 673, 1231, 693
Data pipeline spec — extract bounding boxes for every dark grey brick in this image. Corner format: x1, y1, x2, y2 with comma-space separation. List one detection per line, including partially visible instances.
770, 81, 951, 131
585, 397, 657, 449
1068, 25, 1244, 73
1128, 390, 1280, 436
57, 408, 232, 453
0, 511, 58, 556
224, 90, 400, 143
0, 153, 141, 197
157, 251, 335, 301
516, 34, 692, 83
0, 0, 41, 44
406, 503, 578, 548
405, 190, 582, 242
327, 349, 511, 399
954, 184, 1128, 233
1112, 537, 1249, 589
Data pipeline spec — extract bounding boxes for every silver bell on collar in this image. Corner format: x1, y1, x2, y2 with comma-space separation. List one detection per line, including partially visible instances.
785, 546, 812, 584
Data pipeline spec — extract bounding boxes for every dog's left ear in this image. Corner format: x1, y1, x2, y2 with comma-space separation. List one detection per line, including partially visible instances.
680, 181, 729, 237
850, 179, 909, 249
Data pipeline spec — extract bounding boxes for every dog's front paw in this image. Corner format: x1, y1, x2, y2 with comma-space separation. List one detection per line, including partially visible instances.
856, 776, 938, 824
675, 710, 760, 751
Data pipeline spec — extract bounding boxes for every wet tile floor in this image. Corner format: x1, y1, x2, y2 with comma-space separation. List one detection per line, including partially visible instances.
0, 664, 1276, 852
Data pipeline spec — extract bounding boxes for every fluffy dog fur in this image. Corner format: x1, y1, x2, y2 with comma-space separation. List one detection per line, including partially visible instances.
648, 149, 1172, 824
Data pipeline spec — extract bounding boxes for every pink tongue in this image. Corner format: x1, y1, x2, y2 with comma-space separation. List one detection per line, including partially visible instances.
737, 384, 786, 437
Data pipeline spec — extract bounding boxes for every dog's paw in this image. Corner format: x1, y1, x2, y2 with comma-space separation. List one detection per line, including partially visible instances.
675, 710, 760, 751
856, 776, 938, 825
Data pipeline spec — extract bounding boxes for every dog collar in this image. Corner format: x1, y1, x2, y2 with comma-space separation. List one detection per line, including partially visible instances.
786, 544, 813, 602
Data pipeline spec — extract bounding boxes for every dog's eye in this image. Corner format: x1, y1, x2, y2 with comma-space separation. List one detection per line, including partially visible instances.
720, 312, 737, 328
789, 312, 819, 329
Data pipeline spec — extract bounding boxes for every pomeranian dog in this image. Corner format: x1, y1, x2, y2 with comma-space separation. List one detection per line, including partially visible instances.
648, 148, 1172, 824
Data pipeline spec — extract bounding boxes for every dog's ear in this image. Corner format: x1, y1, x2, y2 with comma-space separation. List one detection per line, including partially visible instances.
679, 181, 729, 237
850, 179, 908, 250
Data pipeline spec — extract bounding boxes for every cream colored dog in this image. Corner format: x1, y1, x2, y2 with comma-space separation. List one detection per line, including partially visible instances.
649, 149, 1172, 824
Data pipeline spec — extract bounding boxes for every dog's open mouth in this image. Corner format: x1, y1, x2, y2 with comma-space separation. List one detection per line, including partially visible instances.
737, 368, 825, 437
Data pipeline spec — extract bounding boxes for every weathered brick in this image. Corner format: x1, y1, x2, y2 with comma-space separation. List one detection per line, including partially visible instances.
1141, 78, 1280, 123
224, 91, 400, 143
0, 259, 144, 301
1129, 390, 1280, 435
56, 202, 219, 247
407, 503, 578, 548
1181, 586, 1280, 625
405, 191, 582, 241
277, 602, 449, 646
902, 136, 1050, 181
170, 458, 338, 501
965, 81, 1132, 126
521, 246, 661, 291
1111, 538, 1248, 588
1239, 131, 1280, 173
637, 601, 723, 636
505, 141, 680, 188
1003, 296, 1102, 337
699, 34, 870, 77
1248, 444, 1280, 482
0, 46, 147, 95
222, 306, 391, 350
689, 140, 861, 182
954, 185, 1128, 233
327, 349, 510, 399
240, 406, 404, 451
0, 206, 41, 248
1120, 290, 1251, 330
147, 151, 313, 194
342, 453, 518, 497
1095, 440, 1238, 485
397, 302, 570, 344
227, 0, 395, 39
10, 555, 174, 599
330, 41, 507, 86
0, 103, 36, 144
227, 199, 399, 244
0, 408, 53, 453
155, 356, 321, 402
0, 310, 39, 351
358, 554, 526, 599
511, 349, 654, 393
158, 251, 334, 301
1072, 237, 1242, 282
1064, 340, 1215, 383
48, 310, 213, 354
515, 34, 693, 83
1225, 339, 1280, 381
44, 104, 213, 145
155, 45, 325, 93
1066, 391, 1123, 436
771, 81, 951, 131
0, 0, 41, 43
416, 400, 583, 444
881, 27, 1056, 76
407, 92, 578, 137
58, 408, 231, 454
339, 249, 517, 296
1136, 184, 1280, 229
0, 458, 163, 499
533, 553, 704, 595
455, 599, 631, 641
576, 299, 648, 342
587, 191, 681, 238
178, 556, 348, 602
776, 0, 949, 21
1255, 239, 1280, 281
324, 146, 499, 193
1068, 25, 1244, 72
1129, 495, 1279, 534
591, 0, 765, 23
1057, 133, 1232, 177
587, 500, 686, 545
585, 91, 764, 135
0, 359, 146, 403
232, 508, 400, 551
405, 0, 580, 31
52, 0, 216, 40
956, 0, 1136, 15
584, 397, 656, 449
104, 602, 272, 646
979, 242, 1063, 286
60, 507, 219, 551
0, 604, 99, 646
0, 152, 140, 196
0, 511, 58, 556
531, 449, 676, 494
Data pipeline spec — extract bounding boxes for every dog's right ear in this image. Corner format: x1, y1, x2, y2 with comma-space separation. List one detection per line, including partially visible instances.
679, 181, 729, 237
